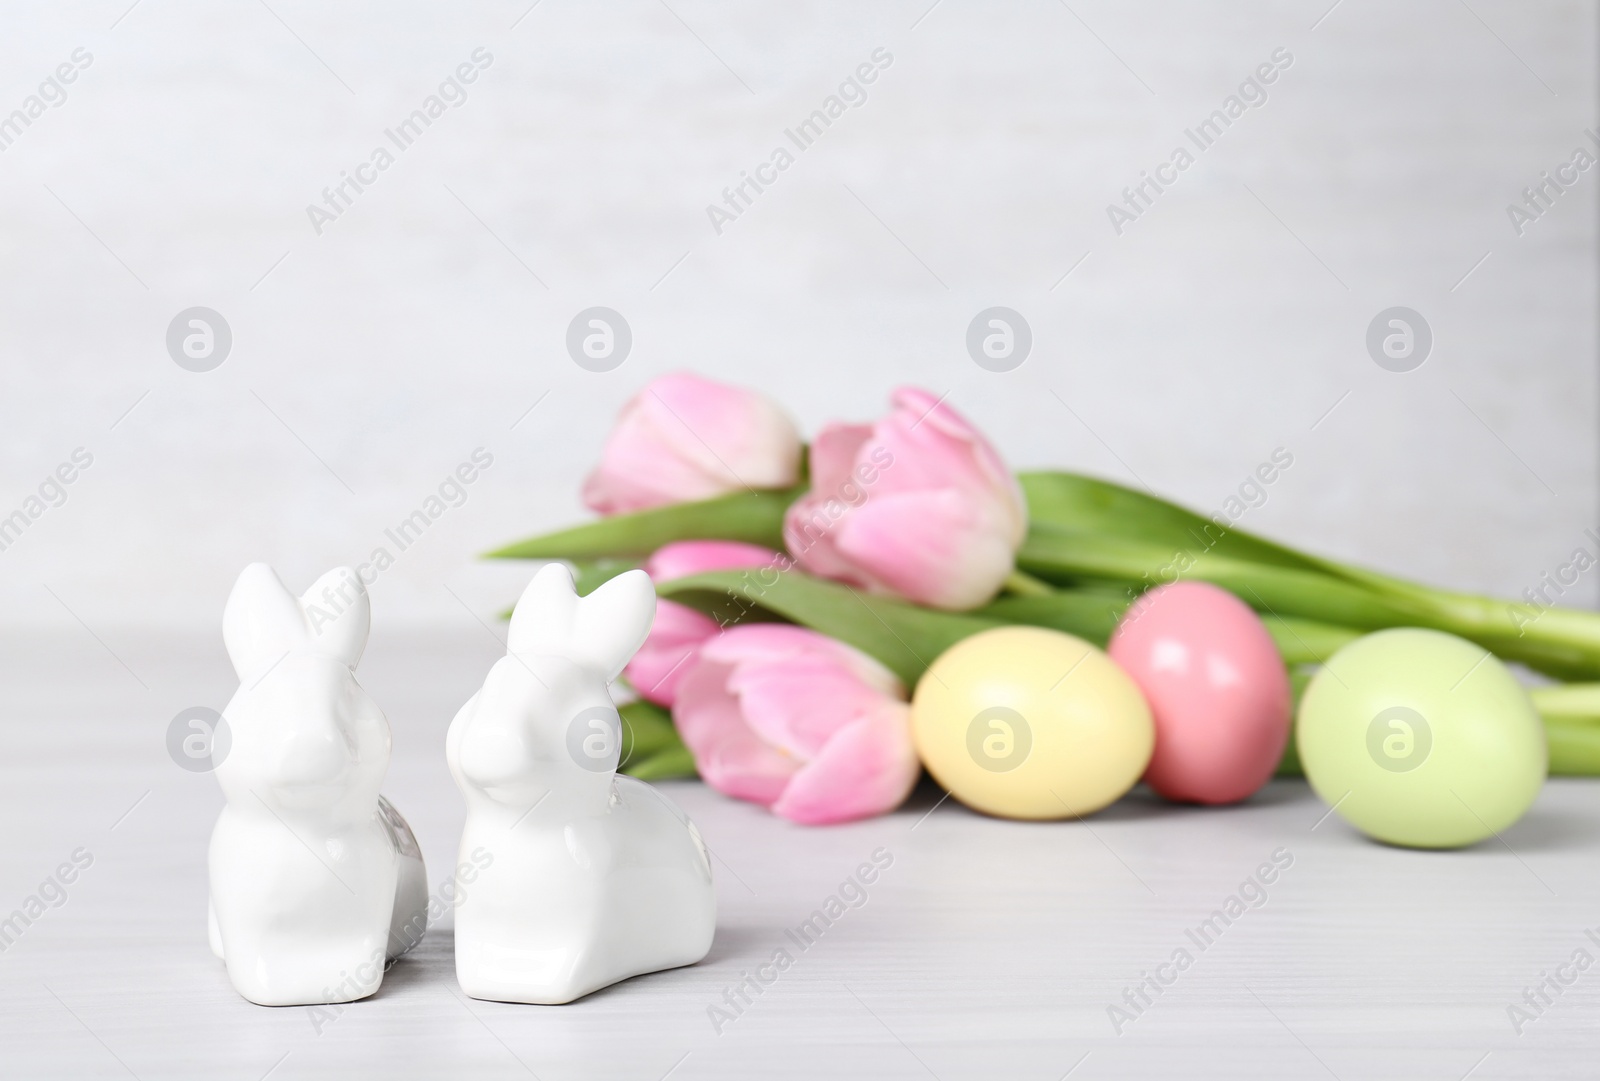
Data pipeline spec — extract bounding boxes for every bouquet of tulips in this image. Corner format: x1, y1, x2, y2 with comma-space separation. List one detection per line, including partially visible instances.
491, 372, 1600, 827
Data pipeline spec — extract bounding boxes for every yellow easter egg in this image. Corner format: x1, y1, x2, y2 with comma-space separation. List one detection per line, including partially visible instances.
911, 626, 1154, 820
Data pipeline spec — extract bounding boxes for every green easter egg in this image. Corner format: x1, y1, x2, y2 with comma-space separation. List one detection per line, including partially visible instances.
1297, 628, 1546, 849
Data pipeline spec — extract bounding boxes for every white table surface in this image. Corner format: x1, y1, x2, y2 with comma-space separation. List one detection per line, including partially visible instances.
2, 629, 1597, 1080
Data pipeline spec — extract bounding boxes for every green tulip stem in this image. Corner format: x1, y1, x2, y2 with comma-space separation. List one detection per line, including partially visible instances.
1529, 683, 1600, 724
1544, 719, 1600, 776
1002, 568, 1057, 598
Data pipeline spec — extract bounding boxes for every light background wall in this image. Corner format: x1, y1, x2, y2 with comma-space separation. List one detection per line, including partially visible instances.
0, 0, 1594, 639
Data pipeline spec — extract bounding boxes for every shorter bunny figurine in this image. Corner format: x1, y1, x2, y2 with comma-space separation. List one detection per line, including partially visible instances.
209, 564, 427, 1006
447, 564, 716, 1004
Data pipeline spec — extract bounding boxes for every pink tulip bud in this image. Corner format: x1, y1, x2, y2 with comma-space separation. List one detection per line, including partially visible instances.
673, 625, 920, 825
624, 602, 721, 709
643, 540, 787, 584
583, 372, 803, 515
624, 540, 785, 706
782, 387, 1027, 610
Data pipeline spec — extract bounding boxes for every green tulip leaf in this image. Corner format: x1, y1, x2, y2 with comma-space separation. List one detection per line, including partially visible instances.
618, 698, 685, 767
1019, 471, 1329, 575
621, 744, 699, 781
574, 558, 642, 595
1018, 524, 1419, 630
656, 568, 1000, 687
975, 591, 1126, 645
485, 488, 803, 561
618, 699, 698, 779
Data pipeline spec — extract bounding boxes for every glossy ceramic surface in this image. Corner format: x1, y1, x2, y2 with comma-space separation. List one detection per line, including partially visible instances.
446, 564, 716, 1004
208, 564, 427, 1006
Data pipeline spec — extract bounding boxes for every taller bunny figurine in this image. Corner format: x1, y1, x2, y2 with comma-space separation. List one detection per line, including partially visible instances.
210, 564, 427, 1006
447, 564, 715, 1004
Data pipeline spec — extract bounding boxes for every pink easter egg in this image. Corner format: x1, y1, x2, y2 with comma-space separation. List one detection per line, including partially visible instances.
1107, 581, 1291, 804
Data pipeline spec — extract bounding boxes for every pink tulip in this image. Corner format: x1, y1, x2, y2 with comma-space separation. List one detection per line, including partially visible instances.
625, 603, 720, 708
624, 540, 785, 706
782, 387, 1026, 611
644, 540, 786, 584
583, 372, 803, 515
673, 625, 920, 825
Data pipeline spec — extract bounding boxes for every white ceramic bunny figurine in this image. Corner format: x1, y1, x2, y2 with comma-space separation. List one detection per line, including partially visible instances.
447, 564, 715, 1004
209, 563, 428, 1006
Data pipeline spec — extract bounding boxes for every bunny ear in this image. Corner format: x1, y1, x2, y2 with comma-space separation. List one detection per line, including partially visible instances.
222, 564, 370, 678
223, 563, 307, 679
575, 569, 657, 682
300, 567, 369, 668
506, 563, 582, 658
505, 564, 657, 682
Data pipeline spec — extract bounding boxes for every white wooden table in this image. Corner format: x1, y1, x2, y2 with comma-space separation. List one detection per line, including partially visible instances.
1, 630, 1596, 1079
